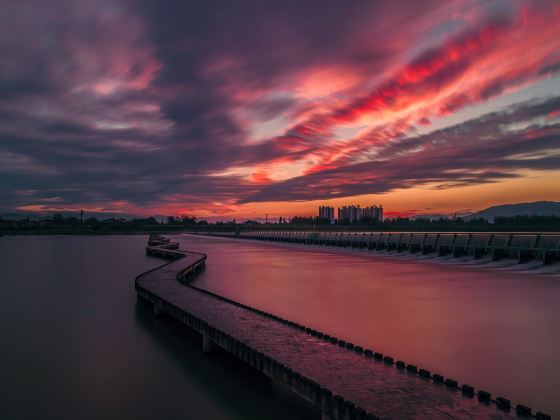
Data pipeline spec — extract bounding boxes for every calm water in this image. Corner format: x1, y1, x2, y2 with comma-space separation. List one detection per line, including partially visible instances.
2, 234, 559, 418
0, 235, 316, 420
180, 234, 560, 418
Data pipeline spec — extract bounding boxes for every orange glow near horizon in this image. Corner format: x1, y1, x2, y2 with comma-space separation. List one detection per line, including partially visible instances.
226, 170, 560, 220
16, 170, 560, 220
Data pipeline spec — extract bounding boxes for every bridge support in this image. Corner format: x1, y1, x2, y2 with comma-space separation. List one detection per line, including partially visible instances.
203, 335, 220, 354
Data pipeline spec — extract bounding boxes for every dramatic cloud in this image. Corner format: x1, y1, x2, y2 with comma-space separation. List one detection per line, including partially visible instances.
0, 0, 559, 217
241, 96, 560, 202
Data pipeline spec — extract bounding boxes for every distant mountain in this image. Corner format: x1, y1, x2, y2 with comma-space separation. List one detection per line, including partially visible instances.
467, 201, 560, 222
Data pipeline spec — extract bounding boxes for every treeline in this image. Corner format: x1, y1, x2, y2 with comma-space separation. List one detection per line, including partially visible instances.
265, 215, 560, 231
0, 213, 208, 235
360, 215, 560, 231
1, 213, 560, 234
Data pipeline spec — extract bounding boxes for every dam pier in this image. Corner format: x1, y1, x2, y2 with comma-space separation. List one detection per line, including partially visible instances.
135, 234, 551, 419
214, 231, 560, 266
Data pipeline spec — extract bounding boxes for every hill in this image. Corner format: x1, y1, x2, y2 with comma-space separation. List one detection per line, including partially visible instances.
468, 201, 560, 222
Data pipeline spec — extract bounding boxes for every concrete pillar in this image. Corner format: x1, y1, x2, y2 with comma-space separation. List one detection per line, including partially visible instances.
202, 335, 220, 354
153, 304, 163, 316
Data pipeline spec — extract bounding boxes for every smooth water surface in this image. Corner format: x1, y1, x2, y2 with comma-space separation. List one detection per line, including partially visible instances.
0, 235, 316, 420
182, 234, 560, 418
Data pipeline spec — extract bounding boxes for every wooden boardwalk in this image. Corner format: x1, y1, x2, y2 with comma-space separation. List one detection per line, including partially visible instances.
135, 235, 548, 420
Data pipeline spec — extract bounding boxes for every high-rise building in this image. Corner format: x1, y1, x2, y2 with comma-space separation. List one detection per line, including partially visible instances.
336, 204, 384, 223
318, 206, 335, 223
337, 206, 347, 223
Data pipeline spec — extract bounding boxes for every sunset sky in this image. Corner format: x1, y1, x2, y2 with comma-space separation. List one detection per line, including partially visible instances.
1, 0, 559, 220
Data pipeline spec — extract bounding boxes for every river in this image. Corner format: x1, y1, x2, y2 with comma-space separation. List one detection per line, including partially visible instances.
0, 235, 316, 420
1, 234, 559, 418
183, 233, 560, 418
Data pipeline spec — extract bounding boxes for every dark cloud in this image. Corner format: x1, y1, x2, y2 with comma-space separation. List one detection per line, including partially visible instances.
0, 0, 558, 215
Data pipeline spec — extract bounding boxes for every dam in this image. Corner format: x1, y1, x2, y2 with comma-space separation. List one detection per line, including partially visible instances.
221, 231, 560, 266
136, 234, 552, 419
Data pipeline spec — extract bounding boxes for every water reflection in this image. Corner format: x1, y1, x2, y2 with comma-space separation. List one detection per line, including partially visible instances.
0, 235, 316, 420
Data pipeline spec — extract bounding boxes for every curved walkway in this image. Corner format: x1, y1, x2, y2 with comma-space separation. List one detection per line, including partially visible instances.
135, 235, 548, 420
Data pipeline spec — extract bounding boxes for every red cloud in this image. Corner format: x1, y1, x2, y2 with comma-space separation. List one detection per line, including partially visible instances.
254, 4, 560, 180
251, 170, 272, 184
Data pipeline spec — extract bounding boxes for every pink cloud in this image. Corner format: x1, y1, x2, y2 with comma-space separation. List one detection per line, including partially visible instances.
242, 4, 560, 181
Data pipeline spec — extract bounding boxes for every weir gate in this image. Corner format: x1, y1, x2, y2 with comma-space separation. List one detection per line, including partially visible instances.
217, 231, 560, 265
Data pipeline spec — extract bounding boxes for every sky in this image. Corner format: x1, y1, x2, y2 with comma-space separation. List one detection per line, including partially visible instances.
1, 0, 559, 220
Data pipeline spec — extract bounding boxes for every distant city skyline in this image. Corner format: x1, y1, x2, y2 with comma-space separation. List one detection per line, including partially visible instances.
319, 204, 384, 224
1, 1, 559, 220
